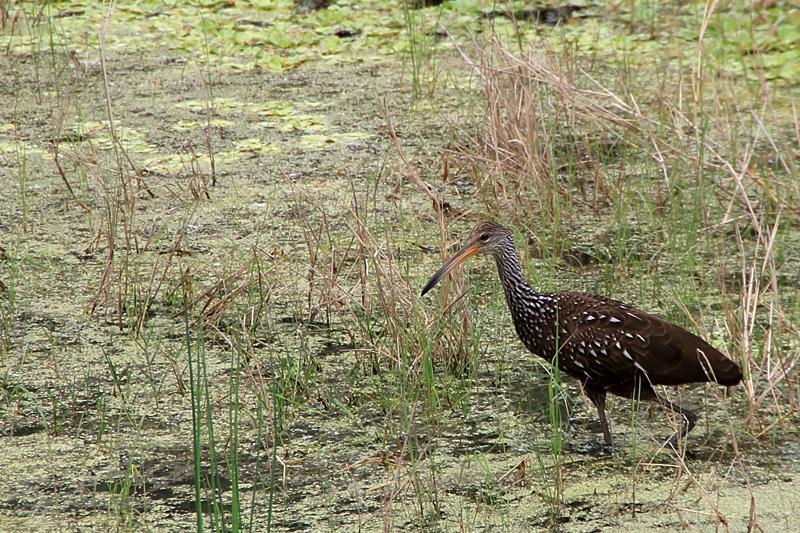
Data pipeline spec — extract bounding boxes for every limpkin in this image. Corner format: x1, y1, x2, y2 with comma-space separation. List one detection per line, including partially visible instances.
421, 221, 741, 448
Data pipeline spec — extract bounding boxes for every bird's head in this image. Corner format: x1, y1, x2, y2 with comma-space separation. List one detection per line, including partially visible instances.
421, 220, 513, 296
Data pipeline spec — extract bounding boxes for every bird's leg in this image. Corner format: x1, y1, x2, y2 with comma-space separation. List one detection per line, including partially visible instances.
652, 393, 698, 449
586, 387, 613, 447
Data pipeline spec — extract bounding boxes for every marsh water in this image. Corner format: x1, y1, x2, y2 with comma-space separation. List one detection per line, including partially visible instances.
1, 1, 799, 531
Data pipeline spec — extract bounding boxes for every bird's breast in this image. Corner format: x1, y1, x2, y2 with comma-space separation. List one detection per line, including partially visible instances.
510, 310, 559, 360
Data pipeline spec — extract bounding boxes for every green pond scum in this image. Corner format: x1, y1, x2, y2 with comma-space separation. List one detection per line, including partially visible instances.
1, 1, 799, 531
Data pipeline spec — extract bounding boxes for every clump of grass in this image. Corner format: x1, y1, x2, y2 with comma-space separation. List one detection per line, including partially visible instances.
288, 117, 492, 527
400, 0, 444, 100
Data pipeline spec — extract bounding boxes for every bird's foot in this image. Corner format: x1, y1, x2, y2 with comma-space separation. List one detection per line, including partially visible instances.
597, 441, 614, 456
665, 437, 696, 459
580, 439, 614, 457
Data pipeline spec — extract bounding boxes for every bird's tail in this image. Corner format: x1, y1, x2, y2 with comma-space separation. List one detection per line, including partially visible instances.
696, 343, 742, 386
712, 357, 743, 386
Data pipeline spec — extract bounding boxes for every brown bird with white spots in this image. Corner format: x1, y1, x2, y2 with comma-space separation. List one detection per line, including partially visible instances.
421, 221, 741, 448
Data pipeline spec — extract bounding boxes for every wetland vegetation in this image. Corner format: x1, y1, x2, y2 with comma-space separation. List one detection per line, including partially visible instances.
0, 1, 798, 531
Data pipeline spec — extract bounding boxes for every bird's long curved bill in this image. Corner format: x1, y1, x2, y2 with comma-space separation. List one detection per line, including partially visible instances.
421, 243, 478, 296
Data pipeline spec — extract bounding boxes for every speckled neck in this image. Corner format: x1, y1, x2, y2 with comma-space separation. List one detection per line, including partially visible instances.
492, 238, 560, 355
494, 240, 536, 305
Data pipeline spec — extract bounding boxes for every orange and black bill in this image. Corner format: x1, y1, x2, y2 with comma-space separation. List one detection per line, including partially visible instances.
421, 243, 479, 296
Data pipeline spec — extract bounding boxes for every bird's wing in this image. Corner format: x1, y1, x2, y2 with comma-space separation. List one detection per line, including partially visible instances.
557, 292, 738, 386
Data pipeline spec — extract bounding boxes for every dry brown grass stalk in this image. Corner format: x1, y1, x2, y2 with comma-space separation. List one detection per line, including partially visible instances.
455, 39, 799, 224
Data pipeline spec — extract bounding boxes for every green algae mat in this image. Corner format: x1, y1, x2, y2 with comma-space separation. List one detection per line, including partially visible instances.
1, 1, 799, 531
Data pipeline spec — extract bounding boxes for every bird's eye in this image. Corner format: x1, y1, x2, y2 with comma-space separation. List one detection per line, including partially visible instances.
479, 233, 489, 242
